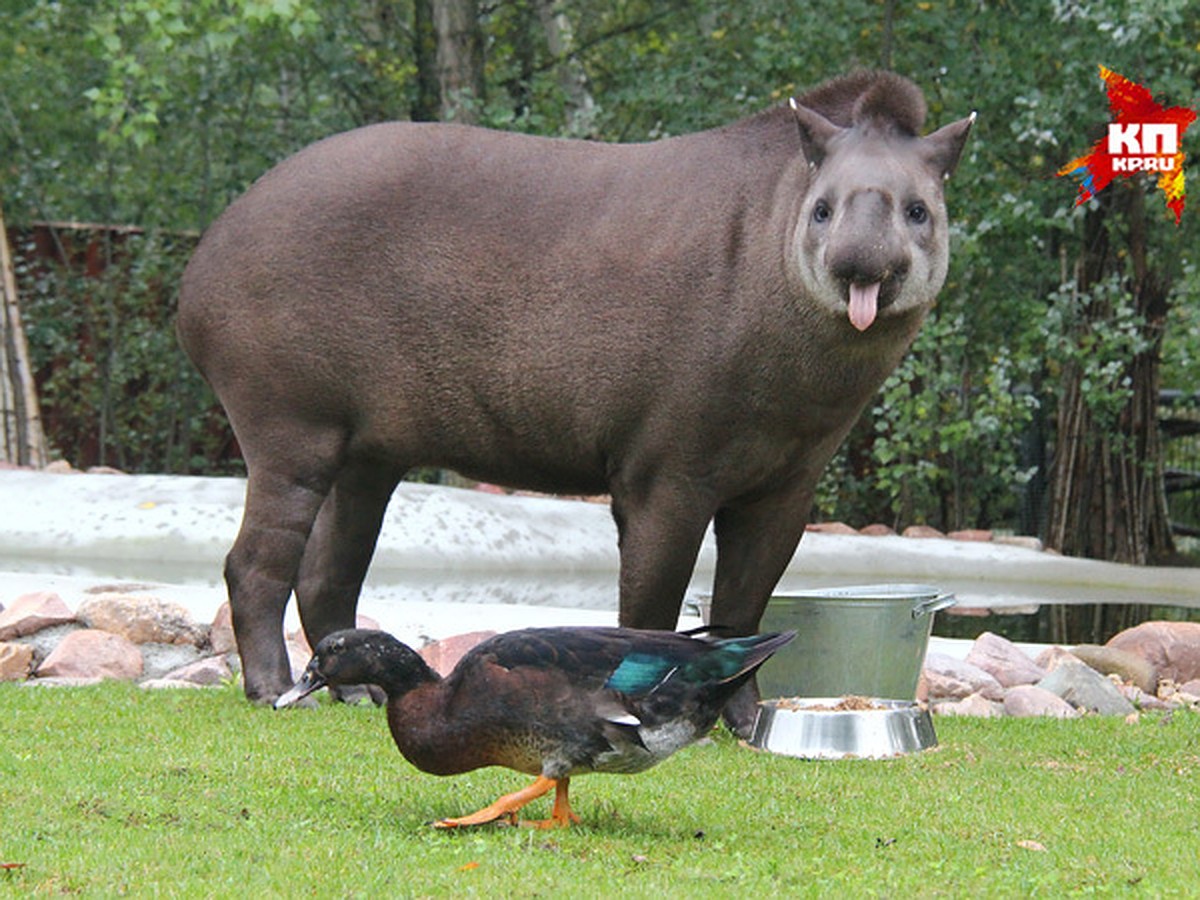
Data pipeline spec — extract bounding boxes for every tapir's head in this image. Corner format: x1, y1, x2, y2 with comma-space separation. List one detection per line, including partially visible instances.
787, 72, 974, 332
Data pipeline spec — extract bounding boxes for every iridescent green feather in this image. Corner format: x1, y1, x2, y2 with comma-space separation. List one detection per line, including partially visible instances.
604, 653, 676, 694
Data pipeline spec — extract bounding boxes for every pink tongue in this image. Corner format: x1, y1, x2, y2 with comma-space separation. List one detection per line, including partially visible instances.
848, 282, 881, 331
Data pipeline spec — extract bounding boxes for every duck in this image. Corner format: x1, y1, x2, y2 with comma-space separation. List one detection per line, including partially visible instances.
275, 625, 795, 828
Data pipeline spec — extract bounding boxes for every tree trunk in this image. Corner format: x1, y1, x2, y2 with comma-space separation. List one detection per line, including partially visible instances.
433, 0, 485, 123
411, 0, 440, 122
534, 0, 595, 135
1045, 183, 1174, 565
0, 199, 49, 467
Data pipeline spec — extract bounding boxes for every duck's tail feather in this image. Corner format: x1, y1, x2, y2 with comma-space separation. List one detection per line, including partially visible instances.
682, 630, 797, 685
676, 623, 735, 637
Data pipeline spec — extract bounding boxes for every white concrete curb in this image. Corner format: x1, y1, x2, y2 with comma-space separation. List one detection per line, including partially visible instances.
2, 470, 1197, 649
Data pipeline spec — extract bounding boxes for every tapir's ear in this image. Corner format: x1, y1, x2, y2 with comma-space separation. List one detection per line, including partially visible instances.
789, 97, 843, 167
923, 111, 976, 180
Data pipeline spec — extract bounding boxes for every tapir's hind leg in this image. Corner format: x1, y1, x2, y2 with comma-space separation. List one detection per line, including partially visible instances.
294, 458, 403, 701
224, 428, 347, 704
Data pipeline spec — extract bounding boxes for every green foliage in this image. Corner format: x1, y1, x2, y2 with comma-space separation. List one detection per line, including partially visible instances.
2, 683, 1199, 895
14, 229, 238, 474
1, 0, 359, 231
83, 0, 322, 150
818, 310, 1039, 530
1045, 273, 1157, 432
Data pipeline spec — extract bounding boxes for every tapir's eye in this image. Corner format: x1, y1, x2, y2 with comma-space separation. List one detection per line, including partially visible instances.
812, 200, 832, 224
907, 202, 929, 225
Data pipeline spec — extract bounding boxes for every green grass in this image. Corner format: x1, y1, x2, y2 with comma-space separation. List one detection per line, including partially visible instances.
3, 683, 1198, 898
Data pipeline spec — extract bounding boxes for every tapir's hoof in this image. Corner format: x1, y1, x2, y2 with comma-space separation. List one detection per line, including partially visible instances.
244, 678, 294, 708
722, 684, 763, 739
723, 713, 757, 740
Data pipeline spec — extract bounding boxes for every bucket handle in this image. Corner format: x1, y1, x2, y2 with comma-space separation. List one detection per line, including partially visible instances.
912, 592, 956, 619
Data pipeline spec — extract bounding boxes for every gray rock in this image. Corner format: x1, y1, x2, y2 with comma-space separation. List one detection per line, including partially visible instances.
1107, 621, 1200, 685
140, 642, 205, 680
210, 603, 236, 655
19, 623, 82, 664
1069, 643, 1157, 693
0, 642, 34, 681
932, 692, 1004, 717
77, 593, 207, 646
157, 655, 233, 686
36, 628, 144, 681
1003, 684, 1080, 718
922, 652, 1005, 701
0, 591, 75, 640
965, 631, 1047, 687
1036, 659, 1135, 716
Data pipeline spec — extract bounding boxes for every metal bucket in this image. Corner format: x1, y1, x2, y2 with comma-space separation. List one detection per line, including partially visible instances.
691, 584, 955, 700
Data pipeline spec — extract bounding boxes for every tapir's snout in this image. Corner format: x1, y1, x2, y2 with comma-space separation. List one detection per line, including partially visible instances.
825, 190, 912, 284
824, 191, 913, 331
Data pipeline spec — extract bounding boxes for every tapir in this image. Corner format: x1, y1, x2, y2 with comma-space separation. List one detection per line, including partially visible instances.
177, 70, 973, 733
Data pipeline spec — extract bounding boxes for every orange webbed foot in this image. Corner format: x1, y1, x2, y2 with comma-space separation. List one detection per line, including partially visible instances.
433, 775, 567, 829
520, 778, 580, 829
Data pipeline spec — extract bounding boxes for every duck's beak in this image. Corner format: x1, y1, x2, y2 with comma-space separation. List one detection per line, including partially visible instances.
274, 668, 326, 709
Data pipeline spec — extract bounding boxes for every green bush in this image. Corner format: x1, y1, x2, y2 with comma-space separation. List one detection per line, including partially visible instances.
816, 308, 1039, 531
16, 227, 241, 475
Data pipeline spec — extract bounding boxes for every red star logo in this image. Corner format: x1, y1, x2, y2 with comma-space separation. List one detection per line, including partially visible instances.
1058, 66, 1196, 225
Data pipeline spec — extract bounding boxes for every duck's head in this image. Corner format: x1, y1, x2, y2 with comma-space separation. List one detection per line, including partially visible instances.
274, 628, 435, 708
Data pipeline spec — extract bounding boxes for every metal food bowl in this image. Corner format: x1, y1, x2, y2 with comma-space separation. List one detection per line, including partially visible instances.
750, 697, 937, 760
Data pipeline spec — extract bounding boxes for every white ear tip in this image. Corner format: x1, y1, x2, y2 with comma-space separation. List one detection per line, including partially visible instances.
789, 97, 799, 111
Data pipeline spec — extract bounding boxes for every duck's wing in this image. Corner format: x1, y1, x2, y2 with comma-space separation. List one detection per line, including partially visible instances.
454, 626, 795, 709
423, 628, 652, 775
438, 627, 702, 731
451, 626, 646, 690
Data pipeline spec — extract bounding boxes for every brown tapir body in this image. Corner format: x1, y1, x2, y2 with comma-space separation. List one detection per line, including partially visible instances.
177, 70, 972, 732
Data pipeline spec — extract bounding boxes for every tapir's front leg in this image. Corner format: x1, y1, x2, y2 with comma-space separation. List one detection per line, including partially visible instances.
295, 462, 401, 641
294, 460, 402, 704
610, 480, 717, 632
708, 483, 814, 736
